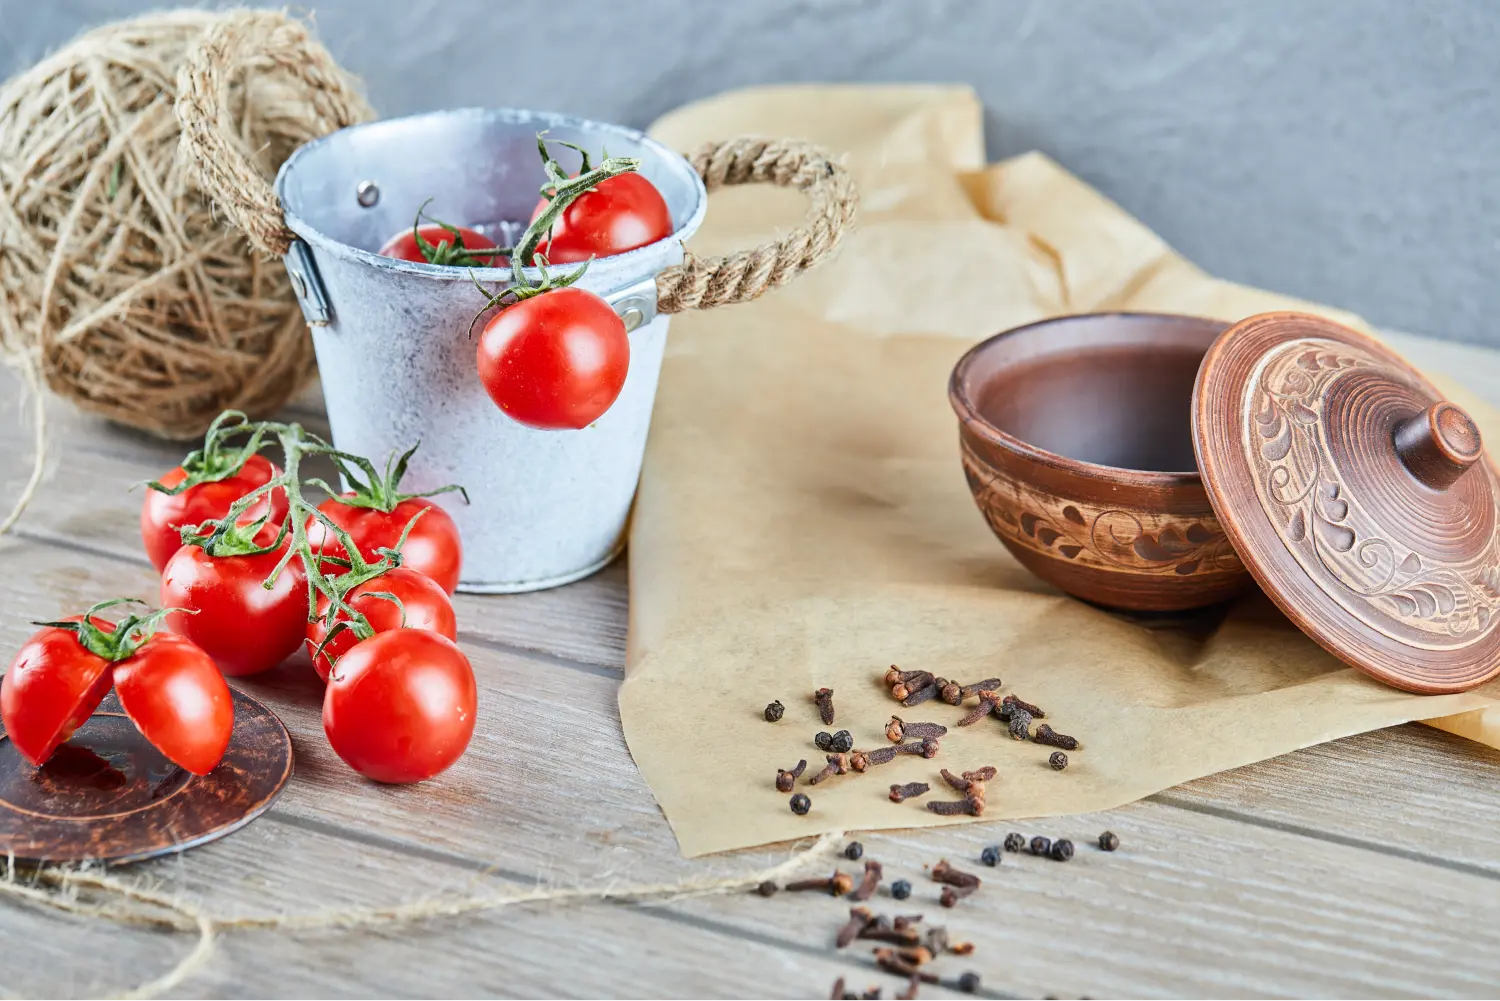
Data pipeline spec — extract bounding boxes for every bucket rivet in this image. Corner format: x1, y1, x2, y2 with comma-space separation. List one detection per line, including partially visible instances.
621, 307, 645, 332
356, 180, 380, 207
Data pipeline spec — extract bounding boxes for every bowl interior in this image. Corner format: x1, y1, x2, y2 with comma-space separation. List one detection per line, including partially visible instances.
957, 313, 1230, 474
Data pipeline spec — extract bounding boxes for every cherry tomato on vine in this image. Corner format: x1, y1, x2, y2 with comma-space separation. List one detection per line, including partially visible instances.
1, 623, 114, 766
141, 455, 287, 572
306, 498, 463, 594
323, 629, 476, 783
379, 223, 505, 268
113, 632, 233, 776
530, 172, 671, 263
476, 287, 630, 430
306, 567, 457, 681
160, 536, 310, 677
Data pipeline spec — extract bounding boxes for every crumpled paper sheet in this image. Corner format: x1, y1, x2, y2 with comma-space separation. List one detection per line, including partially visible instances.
619, 84, 1500, 857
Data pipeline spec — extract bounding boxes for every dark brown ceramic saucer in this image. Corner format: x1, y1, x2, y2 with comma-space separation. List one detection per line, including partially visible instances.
0, 688, 292, 864
1193, 311, 1500, 695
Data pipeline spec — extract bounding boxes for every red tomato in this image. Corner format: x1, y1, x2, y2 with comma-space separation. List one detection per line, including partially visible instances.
113, 632, 233, 775
1, 625, 114, 766
160, 538, 310, 677
141, 456, 287, 572
305, 567, 457, 681
379, 223, 505, 267
475, 287, 629, 430
530, 173, 671, 263
306, 498, 462, 595
323, 630, 476, 783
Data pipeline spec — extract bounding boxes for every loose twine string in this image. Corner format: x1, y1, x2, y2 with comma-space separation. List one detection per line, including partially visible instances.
1, 832, 842, 999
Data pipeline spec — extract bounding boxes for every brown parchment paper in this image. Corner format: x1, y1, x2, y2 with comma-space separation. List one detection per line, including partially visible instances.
620, 84, 1500, 857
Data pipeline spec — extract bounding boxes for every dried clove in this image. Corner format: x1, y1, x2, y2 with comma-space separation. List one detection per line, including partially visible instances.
1029, 835, 1051, 856
864, 745, 901, 766
777, 759, 808, 792
999, 693, 1046, 719
787, 870, 856, 895
955, 689, 1001, 726
962, 765, 997, 781
940, 768, 971, 791
939, 681, 962, 705
950, 941, 975, 956
900, 682, 940, 707
861, 989, 882, 1001
810, 753, 850, 785
926, 796, 983, 816
892, 738, 940, 759
756, 880, 779, 897
889, 781, 931, 803
860, 921, 922, 946
1049, 751, 1069, 770
829, 729, 855, 754
815, 687, 836, 725
1034, 723, 1078, 750
939, 885, 977, 907
894, 946, 934, 967
1050, 838, 1075, 861
764, 700, 785, 722
830, 976, 845, 1000
844, 841, 865, 861
930, 859, 981, 888
960, 678, 1002, 698
790, 793, 812, 815
1099, 830, 1120, 852
837, 906, 876, 948
894, 977, 920, 1000
1007, 709, 1033, 741
851, 860, 883, 901
816, 731, 835, 751
873, 949, 939, 984
894, 914, 924, 930
886, 717, 948, 743
885, 666, 932, 688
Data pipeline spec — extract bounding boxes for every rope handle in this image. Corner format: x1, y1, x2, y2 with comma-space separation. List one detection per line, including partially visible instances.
655, 137, 858, 313
174, 10, 374, 258
174, 14, 858, 298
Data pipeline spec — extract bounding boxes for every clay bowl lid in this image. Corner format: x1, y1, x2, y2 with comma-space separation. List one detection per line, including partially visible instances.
1192, 311, 1500, 694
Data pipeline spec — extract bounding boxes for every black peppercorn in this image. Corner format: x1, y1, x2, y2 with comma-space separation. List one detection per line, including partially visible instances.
829, 729, 855, 754
756, 880, 778, 897
790, 793, 811, 815
1099, 830, 1120, 852
1003, 832, 1026, 852
1029, 835, 1051, 856
815, 731, 834, 751
844, 841, 864, 861
1051, 838, 1074, 861
890, 879, 912, 900
957, 971, 981, 993
1049, 750, 1068, 770
980, 845, 1000, 867
763, 700, 785, 722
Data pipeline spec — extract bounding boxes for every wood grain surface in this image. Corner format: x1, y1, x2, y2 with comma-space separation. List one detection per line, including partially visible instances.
1, 328, 1499, 998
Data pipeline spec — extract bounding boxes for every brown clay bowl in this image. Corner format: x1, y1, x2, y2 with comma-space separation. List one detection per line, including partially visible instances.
950, 312, 1250, 611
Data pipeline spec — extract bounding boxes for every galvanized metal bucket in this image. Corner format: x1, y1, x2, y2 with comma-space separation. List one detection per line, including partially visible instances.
275, 109, 705, 592
177, 87, 857, 593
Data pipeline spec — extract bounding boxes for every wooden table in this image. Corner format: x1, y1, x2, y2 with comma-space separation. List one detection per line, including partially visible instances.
3, 330, 1500, 999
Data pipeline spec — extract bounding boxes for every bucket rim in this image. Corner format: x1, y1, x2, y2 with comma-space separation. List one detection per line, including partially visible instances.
273, 106, 709, 282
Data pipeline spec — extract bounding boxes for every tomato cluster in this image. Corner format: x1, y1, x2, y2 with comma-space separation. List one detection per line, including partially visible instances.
379, 135, 672, 432
2, 419, 479, 786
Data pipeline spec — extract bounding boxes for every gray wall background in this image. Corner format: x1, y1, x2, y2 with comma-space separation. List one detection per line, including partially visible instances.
3, 1, 1495, 344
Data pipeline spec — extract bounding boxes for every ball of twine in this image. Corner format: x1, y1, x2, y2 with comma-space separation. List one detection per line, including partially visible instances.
0, 9, 372, 442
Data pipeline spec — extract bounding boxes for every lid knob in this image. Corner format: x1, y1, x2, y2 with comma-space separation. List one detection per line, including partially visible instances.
1392, 401, 1483, 490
